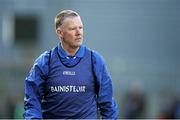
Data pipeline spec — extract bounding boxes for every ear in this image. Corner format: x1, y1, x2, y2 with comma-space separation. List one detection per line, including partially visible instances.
56, 27, 63, 38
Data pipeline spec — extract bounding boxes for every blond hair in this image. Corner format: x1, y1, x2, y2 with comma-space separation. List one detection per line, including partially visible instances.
55, 10, 79, 29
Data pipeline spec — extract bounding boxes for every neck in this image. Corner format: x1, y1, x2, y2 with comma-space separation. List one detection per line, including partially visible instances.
61, 43, 79, 56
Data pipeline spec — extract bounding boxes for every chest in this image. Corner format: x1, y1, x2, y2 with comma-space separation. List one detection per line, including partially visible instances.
45, 52, 95, 93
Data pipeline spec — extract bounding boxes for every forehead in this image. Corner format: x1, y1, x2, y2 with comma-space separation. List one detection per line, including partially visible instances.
63, 16, 83, 27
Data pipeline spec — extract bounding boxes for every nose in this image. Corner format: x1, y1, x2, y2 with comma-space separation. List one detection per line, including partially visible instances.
76, 28, 81, 36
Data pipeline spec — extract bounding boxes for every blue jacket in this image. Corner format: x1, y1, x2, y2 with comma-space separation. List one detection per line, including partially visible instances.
24, 43, 119, 119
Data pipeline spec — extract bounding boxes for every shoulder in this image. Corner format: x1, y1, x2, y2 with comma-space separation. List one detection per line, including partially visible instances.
88, 48, 106, 66
35, 50, 51, 66
35, 46, 57, 64
31, 50, 52, 75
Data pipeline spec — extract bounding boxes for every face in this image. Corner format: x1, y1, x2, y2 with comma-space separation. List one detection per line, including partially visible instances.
57, 16, 83, 49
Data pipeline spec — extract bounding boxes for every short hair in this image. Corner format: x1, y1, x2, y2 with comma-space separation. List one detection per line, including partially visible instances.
55, 10, 79, 29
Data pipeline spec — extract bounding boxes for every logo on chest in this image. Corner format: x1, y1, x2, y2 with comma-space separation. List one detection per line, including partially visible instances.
63, 71, 76, 75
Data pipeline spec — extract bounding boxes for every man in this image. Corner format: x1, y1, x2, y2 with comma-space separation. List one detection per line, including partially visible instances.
24, 10, 119, 119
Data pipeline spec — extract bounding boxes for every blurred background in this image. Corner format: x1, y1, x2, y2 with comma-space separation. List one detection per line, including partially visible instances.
0, 0, 180, 119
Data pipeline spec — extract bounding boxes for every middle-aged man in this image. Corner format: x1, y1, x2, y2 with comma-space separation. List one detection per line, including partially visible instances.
24, 9, 119, 119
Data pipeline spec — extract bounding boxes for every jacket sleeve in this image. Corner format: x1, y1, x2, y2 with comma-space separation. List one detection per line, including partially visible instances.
92, 51, 119, 119
23, 51, 50, 119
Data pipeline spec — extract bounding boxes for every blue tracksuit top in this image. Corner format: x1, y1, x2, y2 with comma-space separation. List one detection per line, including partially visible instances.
24, 43, 119, 119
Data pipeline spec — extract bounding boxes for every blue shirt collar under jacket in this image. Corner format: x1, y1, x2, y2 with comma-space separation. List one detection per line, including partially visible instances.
58, 43, 85, 58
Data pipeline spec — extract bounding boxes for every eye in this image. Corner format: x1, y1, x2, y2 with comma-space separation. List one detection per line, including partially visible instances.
79, 26, 83, 29
69, 27, 76, 30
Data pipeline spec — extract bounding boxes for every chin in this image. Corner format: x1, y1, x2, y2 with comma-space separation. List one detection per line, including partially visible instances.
71, 41, 83, 48
76, 42, 83, 46
72, 44, 81, 49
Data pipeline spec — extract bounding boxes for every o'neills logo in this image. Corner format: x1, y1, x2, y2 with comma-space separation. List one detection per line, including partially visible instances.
63, 71, 76, 75
51, 85, 86, 93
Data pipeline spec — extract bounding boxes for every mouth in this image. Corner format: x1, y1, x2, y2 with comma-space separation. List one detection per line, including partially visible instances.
75, 37, 82, 41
